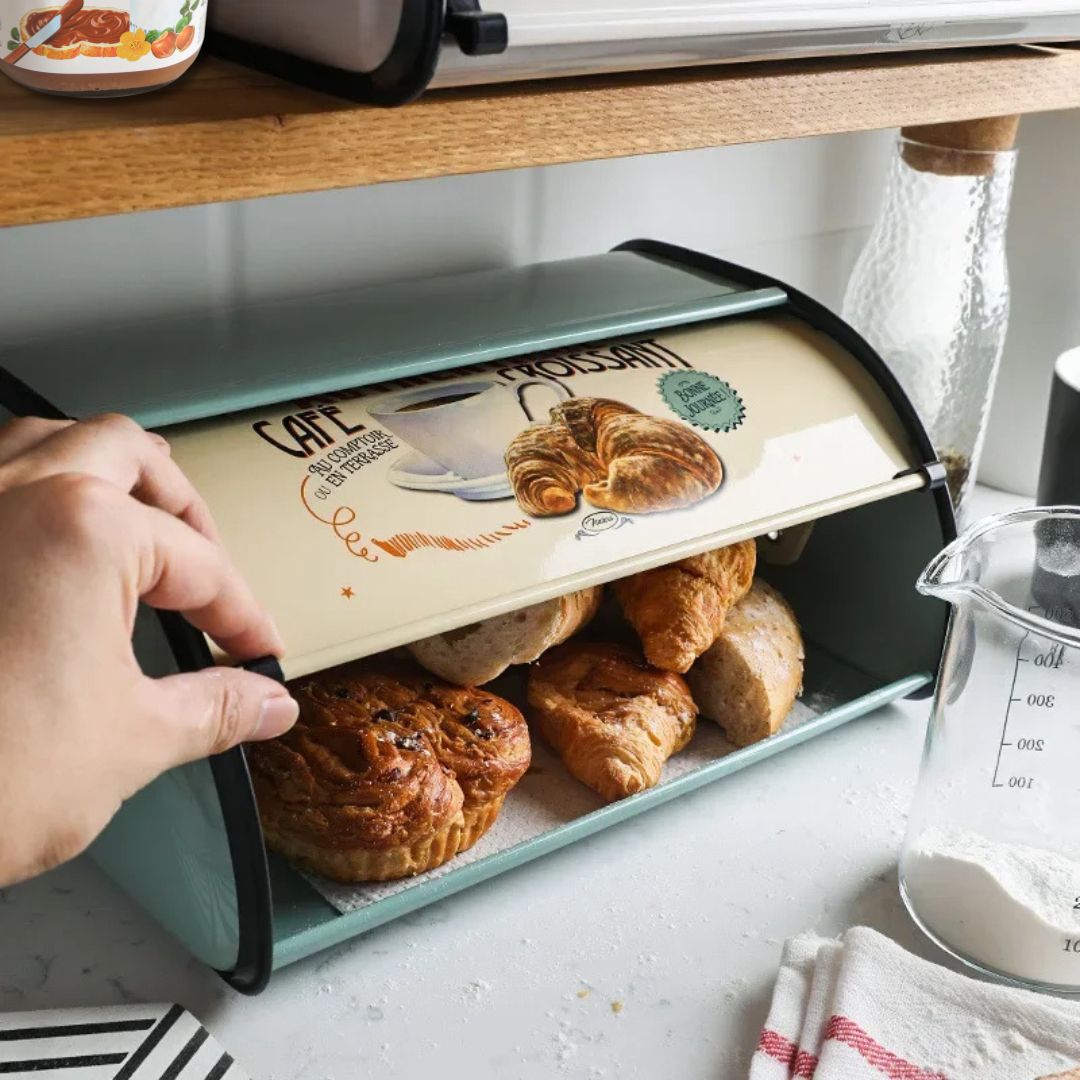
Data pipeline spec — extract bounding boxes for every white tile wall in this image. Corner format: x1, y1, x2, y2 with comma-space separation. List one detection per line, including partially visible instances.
982, 110, 1080, 497
2, 130, 890, 337
1, 113, 1077, 495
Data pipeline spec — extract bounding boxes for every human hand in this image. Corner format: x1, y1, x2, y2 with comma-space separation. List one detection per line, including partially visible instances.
0, 413, 297, 887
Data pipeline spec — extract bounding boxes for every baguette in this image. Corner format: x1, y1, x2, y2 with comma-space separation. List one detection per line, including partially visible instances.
407, 586, 602, 686
685, 580, 804, 746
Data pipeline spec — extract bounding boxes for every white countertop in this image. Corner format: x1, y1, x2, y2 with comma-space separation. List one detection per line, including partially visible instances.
0, 488, 1022, 1080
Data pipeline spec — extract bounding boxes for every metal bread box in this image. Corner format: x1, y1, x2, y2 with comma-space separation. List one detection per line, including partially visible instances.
207, 1, 1080, 105
0, 242, 954, 992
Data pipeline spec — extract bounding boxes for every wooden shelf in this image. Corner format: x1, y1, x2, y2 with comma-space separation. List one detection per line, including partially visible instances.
3, 44, 1080, 227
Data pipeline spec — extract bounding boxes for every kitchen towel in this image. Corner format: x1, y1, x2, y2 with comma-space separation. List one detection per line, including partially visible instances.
0, 1003, 248, 1078
750, 926, 1080, 1079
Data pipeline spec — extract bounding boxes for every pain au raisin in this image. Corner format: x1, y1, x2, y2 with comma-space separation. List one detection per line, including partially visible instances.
462, 709, 495, 740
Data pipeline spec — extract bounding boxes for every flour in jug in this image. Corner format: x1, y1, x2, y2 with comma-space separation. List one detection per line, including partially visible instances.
902, 826, 1080, 986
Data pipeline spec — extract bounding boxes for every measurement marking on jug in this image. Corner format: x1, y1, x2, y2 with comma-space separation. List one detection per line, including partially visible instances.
993, 631, 1030, 789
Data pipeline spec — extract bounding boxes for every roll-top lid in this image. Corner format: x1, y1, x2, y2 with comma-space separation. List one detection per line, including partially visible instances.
162, 311, 923, 680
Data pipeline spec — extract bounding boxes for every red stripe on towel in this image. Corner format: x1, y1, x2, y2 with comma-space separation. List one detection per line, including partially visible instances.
756, 1029, 798, 1068
825, 1015, 949, 1080
793, 1049, 820, 1077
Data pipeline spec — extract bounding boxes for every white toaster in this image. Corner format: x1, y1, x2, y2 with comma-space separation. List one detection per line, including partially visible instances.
208, 0, 1080, 104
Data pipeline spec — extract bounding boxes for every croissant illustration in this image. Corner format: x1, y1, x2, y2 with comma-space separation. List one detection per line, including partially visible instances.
504, 422, 605, 517
586, 410, 723, 514
505, 396, 723, 518
549, 397, 638, 455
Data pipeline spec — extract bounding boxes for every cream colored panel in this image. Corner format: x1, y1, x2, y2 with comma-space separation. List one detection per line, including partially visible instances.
162, 314, 921, 678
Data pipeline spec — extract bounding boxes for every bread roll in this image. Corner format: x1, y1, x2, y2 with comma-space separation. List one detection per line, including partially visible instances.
407, 586, 602, 686
686, 580, 804, 747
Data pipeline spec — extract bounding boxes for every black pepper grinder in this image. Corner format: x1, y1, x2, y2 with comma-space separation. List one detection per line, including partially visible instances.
1034, 347, 1080, 624
1037, 347, 1080, 506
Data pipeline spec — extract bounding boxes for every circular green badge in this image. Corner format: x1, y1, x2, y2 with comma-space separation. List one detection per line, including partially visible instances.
658, 370, 746, 433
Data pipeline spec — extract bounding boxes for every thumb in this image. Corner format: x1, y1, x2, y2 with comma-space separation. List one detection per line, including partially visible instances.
146, 667, 299, 768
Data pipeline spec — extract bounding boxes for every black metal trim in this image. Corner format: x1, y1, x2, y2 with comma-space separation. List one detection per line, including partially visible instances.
894, 460, 949, 491
0, 367, 275, 994
158, 614, 274, 994
613, 240, 956, 701
207, 0, 445, 106
0, 366, 67, 421
241, 654, 286, 682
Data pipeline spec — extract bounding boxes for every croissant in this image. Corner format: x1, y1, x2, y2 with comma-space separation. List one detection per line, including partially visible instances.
585, 411, 723, 515
613, 539, 757, 673
527, 641, 697, 803
505, 422, 604, 517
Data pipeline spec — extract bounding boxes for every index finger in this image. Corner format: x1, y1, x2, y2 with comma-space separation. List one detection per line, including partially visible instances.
124, 498, 284, 662
0, 417, 75, 469
1, 413, 219, 542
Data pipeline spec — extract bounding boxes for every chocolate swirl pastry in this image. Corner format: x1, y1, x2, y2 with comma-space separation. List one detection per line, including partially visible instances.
505, 396, 723, 517
247, 662, 530, 882
412, 680, 532, 832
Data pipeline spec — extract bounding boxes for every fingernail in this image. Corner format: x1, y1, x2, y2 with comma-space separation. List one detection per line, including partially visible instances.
254, 695, 299, 740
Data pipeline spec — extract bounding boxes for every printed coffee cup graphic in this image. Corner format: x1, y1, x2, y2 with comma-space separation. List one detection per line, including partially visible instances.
506, 396, 723, 517
370, 379, 570, 501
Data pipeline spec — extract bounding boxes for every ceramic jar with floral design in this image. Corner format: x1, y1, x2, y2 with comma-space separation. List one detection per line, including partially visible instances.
1, 0, 206, 96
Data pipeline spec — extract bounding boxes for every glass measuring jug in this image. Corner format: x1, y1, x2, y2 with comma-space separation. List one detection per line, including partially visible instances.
900, 506, 1080, 992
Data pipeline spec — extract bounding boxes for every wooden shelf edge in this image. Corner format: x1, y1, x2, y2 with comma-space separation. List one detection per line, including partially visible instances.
2, 46, 1080, 227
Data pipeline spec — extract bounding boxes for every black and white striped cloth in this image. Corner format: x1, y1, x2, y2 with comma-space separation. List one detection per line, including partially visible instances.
0, 1003, 248, 1078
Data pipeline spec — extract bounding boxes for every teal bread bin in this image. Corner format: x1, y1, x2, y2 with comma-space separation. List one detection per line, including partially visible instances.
0, 241, 954, 992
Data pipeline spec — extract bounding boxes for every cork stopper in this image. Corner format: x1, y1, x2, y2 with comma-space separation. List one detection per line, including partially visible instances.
901, 116, 1020, 177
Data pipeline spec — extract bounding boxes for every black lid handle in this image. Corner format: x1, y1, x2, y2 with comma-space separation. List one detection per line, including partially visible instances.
445, 0, 507, 56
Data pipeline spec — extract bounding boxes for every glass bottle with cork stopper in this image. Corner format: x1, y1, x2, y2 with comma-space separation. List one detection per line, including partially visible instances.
842, 116, 1019, 518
